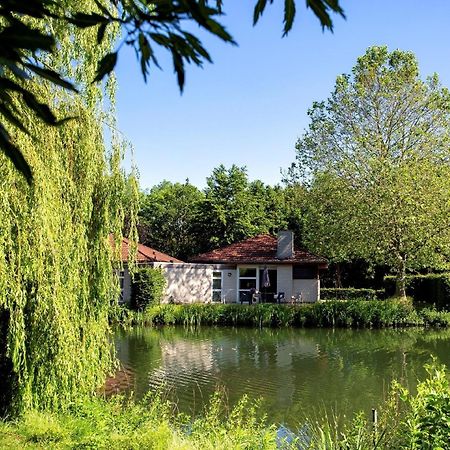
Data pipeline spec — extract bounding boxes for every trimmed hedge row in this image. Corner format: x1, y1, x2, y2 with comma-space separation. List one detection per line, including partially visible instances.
321, 288, 384, 301
384, 273, 450, 309
110, 301, 450, 329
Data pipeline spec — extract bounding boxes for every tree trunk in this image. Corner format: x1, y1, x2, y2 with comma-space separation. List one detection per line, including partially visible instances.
395, 255, 407, 299
335, 263, 343, 288
0, 307, 18, 417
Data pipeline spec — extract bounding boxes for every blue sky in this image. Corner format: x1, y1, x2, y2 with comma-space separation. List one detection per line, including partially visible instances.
115, 1, 450, 190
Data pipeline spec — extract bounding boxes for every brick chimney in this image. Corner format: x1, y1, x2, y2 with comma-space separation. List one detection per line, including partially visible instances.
277, 231, 294, 259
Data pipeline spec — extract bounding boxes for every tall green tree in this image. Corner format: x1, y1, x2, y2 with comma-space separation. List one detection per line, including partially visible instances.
139, 180, 204, 260
0, 3, 135, 415
197, 165, 290, 249
196, 165, 255, 249
289, 46, 450, 297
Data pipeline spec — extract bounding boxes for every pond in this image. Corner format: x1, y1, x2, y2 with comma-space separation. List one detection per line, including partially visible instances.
111, 326, 450, 428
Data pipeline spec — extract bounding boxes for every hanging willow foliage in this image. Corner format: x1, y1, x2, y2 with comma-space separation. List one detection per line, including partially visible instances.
0, 1, 138, 415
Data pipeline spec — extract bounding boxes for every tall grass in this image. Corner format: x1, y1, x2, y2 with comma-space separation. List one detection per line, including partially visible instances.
306, 360, 450, 449
0, 361, 448, 449
110, 301, 450, 329
0, 392, 280, 449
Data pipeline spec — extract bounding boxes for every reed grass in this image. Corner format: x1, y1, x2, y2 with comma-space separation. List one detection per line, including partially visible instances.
110, 300, 450, 329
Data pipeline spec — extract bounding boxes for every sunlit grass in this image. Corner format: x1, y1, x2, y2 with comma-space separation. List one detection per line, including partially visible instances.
1, 361, 448, 449
110, 301, 450, 329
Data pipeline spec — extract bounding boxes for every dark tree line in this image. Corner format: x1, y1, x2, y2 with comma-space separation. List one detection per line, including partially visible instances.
138, 164, 306, 261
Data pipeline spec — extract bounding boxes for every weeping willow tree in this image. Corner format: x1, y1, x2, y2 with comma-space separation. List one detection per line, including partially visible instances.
0, 1, 138, 415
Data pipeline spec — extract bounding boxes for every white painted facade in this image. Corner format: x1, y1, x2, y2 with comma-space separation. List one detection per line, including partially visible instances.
119, 263, 320, 305
293, 278, 320, 302
210, 264, 320, 304
154, 263, 213, 304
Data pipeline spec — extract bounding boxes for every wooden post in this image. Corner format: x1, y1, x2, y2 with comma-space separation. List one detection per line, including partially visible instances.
372, 408, 378, 447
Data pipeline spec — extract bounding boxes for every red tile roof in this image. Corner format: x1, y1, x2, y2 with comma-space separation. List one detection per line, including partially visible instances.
111, 236, 183, 263
190, 234, 327, 266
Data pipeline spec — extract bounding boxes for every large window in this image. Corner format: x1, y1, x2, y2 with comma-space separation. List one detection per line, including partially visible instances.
212, 271, 222, 302
238, 267, 257, 302
293, 265, 317, 279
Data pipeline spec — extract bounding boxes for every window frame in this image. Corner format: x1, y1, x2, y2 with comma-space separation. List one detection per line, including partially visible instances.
212, 270, 223, 302
237, 266, 259, 302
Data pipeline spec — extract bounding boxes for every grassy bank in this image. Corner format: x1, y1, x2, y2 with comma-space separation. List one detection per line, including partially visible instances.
1, 361, 449, 449
110, 300, 450, 329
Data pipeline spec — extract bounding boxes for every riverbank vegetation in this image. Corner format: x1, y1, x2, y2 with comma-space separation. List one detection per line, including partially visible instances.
0, 360, 448, 449
110, 301, 450, 329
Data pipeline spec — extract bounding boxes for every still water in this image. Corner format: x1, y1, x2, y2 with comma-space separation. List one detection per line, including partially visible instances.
112, 326, 450, 427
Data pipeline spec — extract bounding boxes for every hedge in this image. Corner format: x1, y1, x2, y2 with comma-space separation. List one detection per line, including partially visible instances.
321, 288, 385, 301
384, 273, 450, 310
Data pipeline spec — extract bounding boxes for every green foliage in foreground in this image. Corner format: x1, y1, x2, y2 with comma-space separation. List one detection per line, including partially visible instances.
0, 393, 277, 450
0, 361, 448, 449
110, 301, 450, 329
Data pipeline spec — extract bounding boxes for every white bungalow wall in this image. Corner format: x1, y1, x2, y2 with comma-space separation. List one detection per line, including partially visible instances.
292, 279, 320, 302
276, 265, 293, 301
221, 268, 237, 303
155, 263, 213, 304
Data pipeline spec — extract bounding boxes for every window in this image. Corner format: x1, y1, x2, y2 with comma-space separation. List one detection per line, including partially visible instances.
239, 268, 257, 278
293, 265, 317, 279
119, 270, 125, 289
238, 267, 258, 302
118, 270, 125, 302
212, 271, 222, 302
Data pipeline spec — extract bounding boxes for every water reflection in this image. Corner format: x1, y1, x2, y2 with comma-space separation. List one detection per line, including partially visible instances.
112, 327, 450, 428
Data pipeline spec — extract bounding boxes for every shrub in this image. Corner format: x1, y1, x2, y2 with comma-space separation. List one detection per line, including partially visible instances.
397, 360, 450, 449
131, 267, 166, 311
321, 288, 385, 301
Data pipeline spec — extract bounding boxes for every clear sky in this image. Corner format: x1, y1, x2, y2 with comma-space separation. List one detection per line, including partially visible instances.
114, 1, 450, 190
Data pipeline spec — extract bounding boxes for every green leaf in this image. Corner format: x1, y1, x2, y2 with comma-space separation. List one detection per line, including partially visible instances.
93, 52, 117, 82
171, 50, 185, 92
253, 0, 269, 26
0, 123, 32, 183
68, 12, 109, 28
97, 23, 107, 45
0, 103, 30, 135
22, 91, 58, 124
306, 0, 345, 31
283, 0, 296, 36
0, 24, 54, 52
138, 33, 151, 82
92, 0, 111, 17
25, 64, 78, 92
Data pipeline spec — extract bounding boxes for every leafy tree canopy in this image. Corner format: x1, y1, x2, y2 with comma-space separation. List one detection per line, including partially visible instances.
288, 46, 450, 297
0, 0, 137, 415
139, 180, 205, 260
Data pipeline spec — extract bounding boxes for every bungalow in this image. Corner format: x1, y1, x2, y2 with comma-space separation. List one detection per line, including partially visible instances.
190, 231, 328, 303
